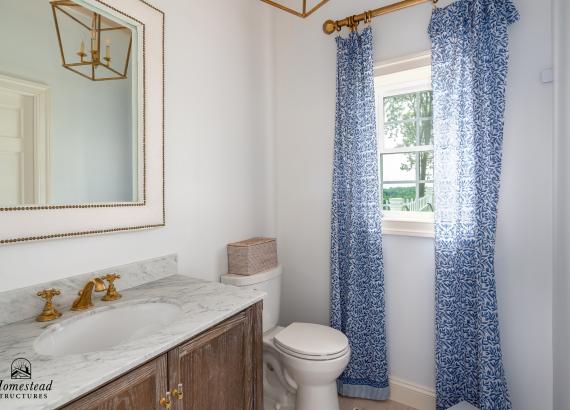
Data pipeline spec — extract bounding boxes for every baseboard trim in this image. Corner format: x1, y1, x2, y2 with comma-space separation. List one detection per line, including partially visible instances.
389, 377, 435, 410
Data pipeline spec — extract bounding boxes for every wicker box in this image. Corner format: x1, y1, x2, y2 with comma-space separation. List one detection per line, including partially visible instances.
227, 237, 278, 276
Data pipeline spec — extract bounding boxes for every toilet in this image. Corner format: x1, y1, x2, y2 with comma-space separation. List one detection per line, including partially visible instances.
221, 266, 350, 410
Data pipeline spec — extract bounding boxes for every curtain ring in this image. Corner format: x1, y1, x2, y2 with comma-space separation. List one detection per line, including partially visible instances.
349, 16, 358, 32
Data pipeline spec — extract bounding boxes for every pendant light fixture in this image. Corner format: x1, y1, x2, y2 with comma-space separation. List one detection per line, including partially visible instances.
260, 0, 330, 18
50, 0, 132, 81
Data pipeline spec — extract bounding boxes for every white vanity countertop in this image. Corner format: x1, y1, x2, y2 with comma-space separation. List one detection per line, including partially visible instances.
0, 274, 264, 409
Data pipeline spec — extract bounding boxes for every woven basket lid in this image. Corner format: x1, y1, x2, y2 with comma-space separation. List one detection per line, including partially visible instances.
228, 237, 275, 247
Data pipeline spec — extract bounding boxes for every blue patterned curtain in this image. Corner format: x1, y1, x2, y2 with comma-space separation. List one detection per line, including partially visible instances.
428, 1, 519, 409
330, 27, 389, 401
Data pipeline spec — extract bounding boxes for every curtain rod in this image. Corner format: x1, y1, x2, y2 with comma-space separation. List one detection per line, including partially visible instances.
323, 0, 438, 34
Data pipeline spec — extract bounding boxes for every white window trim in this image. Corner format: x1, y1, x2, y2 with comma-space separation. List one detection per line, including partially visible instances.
382, 211, 434, 238
375, 52, 434, 238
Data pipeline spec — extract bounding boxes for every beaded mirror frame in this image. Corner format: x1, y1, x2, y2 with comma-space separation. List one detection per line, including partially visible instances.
0, 0, 165, 244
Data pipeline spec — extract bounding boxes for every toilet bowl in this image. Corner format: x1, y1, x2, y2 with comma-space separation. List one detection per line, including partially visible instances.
221, 267, 350, 410
263, 324, 350, 410
272, 322, 350, 410
263, 327, 296, 410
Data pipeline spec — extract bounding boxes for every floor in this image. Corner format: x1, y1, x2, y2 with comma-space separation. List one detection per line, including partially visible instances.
339, 397, 417, 410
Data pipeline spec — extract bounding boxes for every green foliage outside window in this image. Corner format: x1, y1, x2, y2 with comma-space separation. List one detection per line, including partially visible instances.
381, 90, 434, 211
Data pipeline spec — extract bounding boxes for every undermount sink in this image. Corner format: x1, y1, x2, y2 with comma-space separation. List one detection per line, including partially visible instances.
34, 301, 181, 357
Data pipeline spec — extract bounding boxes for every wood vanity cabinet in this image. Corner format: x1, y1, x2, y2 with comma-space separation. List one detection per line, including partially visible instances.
60, 302, 263, 410
61, 357, 168, 410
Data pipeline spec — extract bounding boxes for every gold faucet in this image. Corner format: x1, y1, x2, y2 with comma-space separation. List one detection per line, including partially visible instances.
101, 273, 122, 301
71, 278, 106, 311
36, 288, 62, 322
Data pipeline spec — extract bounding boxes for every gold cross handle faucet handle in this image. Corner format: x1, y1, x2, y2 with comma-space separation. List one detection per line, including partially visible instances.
100, 273, 122, 301
36, 288, 62, 322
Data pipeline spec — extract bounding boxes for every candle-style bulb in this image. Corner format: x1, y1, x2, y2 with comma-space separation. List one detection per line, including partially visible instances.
105, 38, 111, 61
80, 40, 85, 54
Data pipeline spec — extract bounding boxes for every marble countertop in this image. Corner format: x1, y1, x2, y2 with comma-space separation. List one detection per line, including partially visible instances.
0, 275, 264, 409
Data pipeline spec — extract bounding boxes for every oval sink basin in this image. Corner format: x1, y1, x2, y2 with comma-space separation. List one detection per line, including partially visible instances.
34, 301, 181, 356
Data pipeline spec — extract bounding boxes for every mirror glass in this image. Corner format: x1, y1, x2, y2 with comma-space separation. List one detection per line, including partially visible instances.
0, 0, 140, 207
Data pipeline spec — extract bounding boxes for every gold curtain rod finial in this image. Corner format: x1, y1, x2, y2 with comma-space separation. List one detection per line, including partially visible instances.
323, 19, 336, 34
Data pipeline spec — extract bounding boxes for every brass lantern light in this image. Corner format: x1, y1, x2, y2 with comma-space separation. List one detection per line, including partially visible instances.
50, 0, 132, 81
260, 0, 330, 18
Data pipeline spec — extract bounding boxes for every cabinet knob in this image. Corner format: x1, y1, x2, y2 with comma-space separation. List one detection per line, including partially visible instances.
172, 383, 183, 400
159, 391, 172, 409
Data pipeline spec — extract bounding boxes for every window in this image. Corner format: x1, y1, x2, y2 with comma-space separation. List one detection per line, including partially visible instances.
375, 55, 434, 237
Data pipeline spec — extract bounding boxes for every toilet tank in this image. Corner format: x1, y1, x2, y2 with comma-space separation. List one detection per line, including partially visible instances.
221, 266, 282, 333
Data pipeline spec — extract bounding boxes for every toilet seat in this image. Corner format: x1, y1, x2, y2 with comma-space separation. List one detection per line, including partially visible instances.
273, 322, 349, 361
274, 340, 350, 361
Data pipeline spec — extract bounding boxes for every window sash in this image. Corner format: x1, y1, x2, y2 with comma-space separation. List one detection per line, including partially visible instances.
382, 180, 434, 184
374, 57, 435, 235
379, 150, 434, 185
381, 145, 433, 155
376, 79, 432, 154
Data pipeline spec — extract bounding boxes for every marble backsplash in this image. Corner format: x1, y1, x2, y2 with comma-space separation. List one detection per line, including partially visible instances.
0, 254, 178, 326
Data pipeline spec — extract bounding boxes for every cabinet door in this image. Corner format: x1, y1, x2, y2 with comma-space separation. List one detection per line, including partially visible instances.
61, 355, 168, 410
168, 302, 263, 410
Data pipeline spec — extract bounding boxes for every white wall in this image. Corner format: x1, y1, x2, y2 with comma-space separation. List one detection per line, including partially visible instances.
274, 1, 553, 409
0, 0, 275, 291
0, 0, 558, 408
0, 0, 134, 204
553, 0, 570, 408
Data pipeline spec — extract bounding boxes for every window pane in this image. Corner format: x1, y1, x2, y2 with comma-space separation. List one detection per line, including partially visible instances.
382, 182, 435, 212
417, 183, 435, 212
382, 183, 415, 211
419, 91, 433, 117
377, 72, 434, 214
384, 93, 416, 123
419, 120, 433, 146
382, 153, 416, 182
418, 151, 434, 181
384, 121, 416, 149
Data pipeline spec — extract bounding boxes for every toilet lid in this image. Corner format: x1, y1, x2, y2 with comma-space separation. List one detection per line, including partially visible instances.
273, 323, 349, 358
